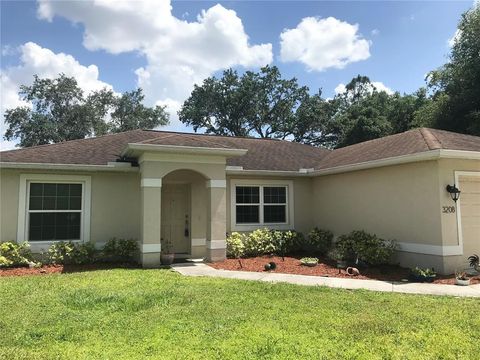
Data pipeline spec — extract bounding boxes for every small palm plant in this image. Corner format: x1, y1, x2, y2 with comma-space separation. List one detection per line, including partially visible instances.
468, 254, 479, 272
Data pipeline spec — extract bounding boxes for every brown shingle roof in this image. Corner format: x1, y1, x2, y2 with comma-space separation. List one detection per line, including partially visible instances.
0, 130, 330, 171
1, 128, 478, 172
315, 128, 480, 170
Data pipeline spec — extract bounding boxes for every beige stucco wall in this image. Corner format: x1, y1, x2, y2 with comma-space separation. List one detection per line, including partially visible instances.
0, 169, 141, 247
312, 160, 442, 246
226, 175, 314, 235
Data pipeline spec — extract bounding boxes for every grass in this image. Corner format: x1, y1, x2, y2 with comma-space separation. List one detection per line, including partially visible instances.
0, 269, 479, 359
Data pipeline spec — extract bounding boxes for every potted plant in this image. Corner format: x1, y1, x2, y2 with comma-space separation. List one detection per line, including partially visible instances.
160, 238, 174, 265
455, 270, 471, 286
328, 248, 347, 269
300, 257, 319, 267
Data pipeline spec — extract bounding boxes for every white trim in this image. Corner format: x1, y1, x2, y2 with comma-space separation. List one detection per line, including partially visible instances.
191, 238, 206, 246
226, 169, 308, 177
0, 162, 137, 172
397, 242, 463, 256
142, 244, 161, 253
230, 179, 295, 231
141, 178, 163, 188
17, 174, 91, 244
454, 171, 480, 257
226, 166, 243, 171
206, 180, 226, 188
207, 240, 226, 250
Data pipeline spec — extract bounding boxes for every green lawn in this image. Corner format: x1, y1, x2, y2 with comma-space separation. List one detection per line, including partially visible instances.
1, 269, 479, 359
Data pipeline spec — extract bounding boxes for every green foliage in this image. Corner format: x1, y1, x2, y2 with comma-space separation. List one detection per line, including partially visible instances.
47, 241, 97, 265
334, 230, 397, 265
47, 241, 75, 265
0, 241, 34, 267
410, 267, 436, 277
179, 66, 337, 147
300, 257, 319, 266
103, 238, 139, 261
307, 228, 333, 255
243, 228, 276, 256
4, 74, 169, 147
227, 229, 303, 257
422, 5, 480, 135
226, 233, 246, 258
70, 241, 96, 265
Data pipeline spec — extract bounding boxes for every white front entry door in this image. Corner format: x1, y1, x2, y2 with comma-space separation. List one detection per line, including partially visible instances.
161, 184, 190, 254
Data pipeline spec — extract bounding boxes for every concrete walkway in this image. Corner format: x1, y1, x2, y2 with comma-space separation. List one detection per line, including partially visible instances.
171, 262, 480, 298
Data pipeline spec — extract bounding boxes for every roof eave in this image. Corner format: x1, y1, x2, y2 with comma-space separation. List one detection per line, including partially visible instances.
311, 149, 480, 176
0, 162, 139, 172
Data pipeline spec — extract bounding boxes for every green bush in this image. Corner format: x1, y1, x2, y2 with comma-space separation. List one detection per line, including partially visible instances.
47, 241, 75, 264
102, 238, 139, 262
243, 228, 276, 256
227, 229, 303, 258
0, 241, 34, 268
70, 242, 96, 264
47, 241, 96, 265
334, 230, 397, 265
226, 233, 246, 258
307, 228, 333, 255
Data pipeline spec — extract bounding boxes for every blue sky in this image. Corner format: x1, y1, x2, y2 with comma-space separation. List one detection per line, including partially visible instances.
0, 0, 475, 147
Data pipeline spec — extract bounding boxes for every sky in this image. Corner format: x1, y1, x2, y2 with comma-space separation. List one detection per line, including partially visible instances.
0, 0, 476, 150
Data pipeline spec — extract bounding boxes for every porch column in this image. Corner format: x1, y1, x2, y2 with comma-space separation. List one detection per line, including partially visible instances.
140, 177, 162, 267
206, 180, 227, 262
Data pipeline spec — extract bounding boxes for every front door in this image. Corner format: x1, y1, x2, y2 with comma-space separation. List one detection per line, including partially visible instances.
161, 184, 190, 254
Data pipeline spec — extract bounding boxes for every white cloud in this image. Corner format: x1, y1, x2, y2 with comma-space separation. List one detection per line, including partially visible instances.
371, 29, 380, 36
334, 81, 393, 96
37, 0, 273, 130
447, 29, 461, 47
279, 16, 371, 71
1, 42, 114, 147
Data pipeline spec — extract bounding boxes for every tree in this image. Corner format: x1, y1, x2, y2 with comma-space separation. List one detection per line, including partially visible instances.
331, 76, 430, 147
420, 5, 480, 135
4, 74, 169, 147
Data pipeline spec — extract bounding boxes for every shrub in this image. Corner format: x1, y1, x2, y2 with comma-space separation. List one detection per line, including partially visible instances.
69, 242, 96, 264
226, 233, 246, 258
0, 241, 34, 267
243, 228, 276, 256
272, 230, 303, 258
102, 238, 139, 262
47, 241, 75, 264
307, 228, 333, 255
334, 230, 397, 265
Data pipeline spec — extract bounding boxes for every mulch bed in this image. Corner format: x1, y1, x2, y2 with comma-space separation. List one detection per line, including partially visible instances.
0, 263, 140, 277
209, 256, 480, 285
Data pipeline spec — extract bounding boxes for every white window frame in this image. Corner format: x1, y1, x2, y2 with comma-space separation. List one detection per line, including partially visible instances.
230, 179, 294, 231
17, 174, 91, 251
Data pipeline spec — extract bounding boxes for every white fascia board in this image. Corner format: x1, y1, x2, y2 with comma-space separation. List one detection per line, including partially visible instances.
123, 143, 248, 157
0, 162, 138, 172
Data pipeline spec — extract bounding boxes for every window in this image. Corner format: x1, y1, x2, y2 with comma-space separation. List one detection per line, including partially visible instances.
17, 174, 91, 246
232, 181, 292, 230
28, 183, 83, 241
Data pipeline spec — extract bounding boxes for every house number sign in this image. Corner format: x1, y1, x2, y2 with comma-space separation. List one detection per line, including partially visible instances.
442, 206, 455, 214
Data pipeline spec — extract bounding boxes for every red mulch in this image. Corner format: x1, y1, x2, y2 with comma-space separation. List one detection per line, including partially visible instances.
0, 263, 139, 277
209, 256, 480, 285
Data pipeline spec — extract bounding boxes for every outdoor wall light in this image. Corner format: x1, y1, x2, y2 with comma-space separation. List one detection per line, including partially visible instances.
446, 184, 461, 202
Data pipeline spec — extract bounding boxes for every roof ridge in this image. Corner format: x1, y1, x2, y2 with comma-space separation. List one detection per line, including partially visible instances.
419, 128, 443, 150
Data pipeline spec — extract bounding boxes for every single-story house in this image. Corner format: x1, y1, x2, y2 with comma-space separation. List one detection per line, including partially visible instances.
0, 127, 479, 274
